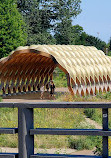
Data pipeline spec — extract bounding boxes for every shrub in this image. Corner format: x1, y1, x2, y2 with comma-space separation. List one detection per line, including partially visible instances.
84, 108, 102, 125
68, 136, 98, 150
84, 108, 96, 118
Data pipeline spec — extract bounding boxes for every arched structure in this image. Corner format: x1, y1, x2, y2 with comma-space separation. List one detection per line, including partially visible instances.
0, 45, 111, 96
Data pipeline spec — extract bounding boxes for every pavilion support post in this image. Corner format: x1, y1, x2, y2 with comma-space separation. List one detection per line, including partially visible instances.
28, 85, 31, 92
4, 80, 9, 91
15, 79, 20, 93
18, 86, 21, 93
8, 87, 11, 94
2, 87, 5, 95
23, 86, 26, 92
33, 85, 35, 91
66, 73, 74, 95
13, 87, 16, 93
25, 78, 30, 90
44, 74, 49, 85
30, 78, 34, 87
10, 80, 14, 92
50, 74, 53, 81
0, 81, 4, 91
39, 75, 44, 87
20, 79, 25, 92
34, 77, 39, 87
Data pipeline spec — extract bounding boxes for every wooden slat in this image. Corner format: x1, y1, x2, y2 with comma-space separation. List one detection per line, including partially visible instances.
0, 102, 111, 108
30, 128, 111, 136
0, 153, 18, 158
0, 128, 18, 134
30, 153, 105, 158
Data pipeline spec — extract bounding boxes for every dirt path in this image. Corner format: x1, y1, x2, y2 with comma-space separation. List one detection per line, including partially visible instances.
0, 147, 95, 155
85, 117, 102, 129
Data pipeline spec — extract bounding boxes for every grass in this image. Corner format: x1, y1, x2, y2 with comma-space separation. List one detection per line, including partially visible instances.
0, 91, 111, 154
0, 106, 98, 150
68, 135, 100, 150
0, 108, 86, 149
56, 92, 111, 155
56, 91, 111, 102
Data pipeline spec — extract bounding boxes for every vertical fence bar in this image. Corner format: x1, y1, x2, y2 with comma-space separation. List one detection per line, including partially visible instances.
18, 107, 34, 158
102, 108, 108, 158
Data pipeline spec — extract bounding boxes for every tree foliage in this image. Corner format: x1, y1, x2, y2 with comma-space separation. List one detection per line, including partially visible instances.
76, 32, 106, 51
0, 0, 107, 63
17, 0, 81, 24
55, 23, 83, 44
109, 37, 111, 51
17, 0, 82, 45
0, 0, 27, 58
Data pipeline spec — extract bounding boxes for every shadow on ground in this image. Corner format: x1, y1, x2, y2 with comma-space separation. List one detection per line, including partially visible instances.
3, 91, 62, 100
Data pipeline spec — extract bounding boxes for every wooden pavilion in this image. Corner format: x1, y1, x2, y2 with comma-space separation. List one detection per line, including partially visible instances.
0, 45, 111, 96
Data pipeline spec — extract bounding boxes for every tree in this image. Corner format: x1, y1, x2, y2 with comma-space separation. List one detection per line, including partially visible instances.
17, 0, 81, 24
55, 23, 83, 44
0, 0, 27, 58
17, 0, 55, 45
53, 0, 82, 44
54, 20, 74, 44
76, 32, 106, 51
17, 0, 82, 45
109, 37, 111, 51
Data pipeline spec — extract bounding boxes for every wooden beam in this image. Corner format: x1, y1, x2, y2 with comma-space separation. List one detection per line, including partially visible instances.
66, 73, 74, 95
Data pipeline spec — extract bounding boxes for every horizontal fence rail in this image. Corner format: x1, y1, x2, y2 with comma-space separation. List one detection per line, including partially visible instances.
0, 128, 18, 134
30, 154, 111, 158
0, 102, 111, 158
0, 102, 111, 108
30, 128, 111, 136
0, 153, 18, 158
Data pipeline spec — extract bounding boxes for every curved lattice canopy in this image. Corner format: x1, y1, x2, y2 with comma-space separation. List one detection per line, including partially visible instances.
0, 45, 111, 96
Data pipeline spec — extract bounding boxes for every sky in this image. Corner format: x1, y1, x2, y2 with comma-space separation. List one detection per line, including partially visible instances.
73, 0, 111, 43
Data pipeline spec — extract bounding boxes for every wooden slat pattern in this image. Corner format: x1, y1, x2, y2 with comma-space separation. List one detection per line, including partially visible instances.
0, 45, 111, 96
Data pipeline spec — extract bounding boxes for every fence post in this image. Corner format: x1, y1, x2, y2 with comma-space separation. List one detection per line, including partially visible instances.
18, 107, 34, 158
102, 108, 108, 158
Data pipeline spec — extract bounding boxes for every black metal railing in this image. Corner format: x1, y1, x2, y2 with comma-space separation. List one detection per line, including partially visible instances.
0, 102, 111, 158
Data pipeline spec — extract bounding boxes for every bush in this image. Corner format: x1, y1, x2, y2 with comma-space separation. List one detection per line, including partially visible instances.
94, 137, 102, 156
68, 136, 98, 150
84, 108, 102, 124
84, 108, 96, 118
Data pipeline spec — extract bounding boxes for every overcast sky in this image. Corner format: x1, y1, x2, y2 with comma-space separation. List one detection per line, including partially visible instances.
73, 0, 111, 43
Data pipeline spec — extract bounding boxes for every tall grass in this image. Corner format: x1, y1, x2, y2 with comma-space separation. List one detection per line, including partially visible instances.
0, 107, 97, 150
0, 92, 111, 153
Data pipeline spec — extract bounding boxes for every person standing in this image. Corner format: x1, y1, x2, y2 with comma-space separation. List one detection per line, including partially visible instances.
49, 81, 55, 99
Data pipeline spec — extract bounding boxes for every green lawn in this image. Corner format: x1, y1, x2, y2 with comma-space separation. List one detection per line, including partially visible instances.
0, 92, 111, 155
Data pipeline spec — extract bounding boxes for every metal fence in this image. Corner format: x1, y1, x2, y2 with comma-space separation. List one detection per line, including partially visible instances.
0, 102, 111, 158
